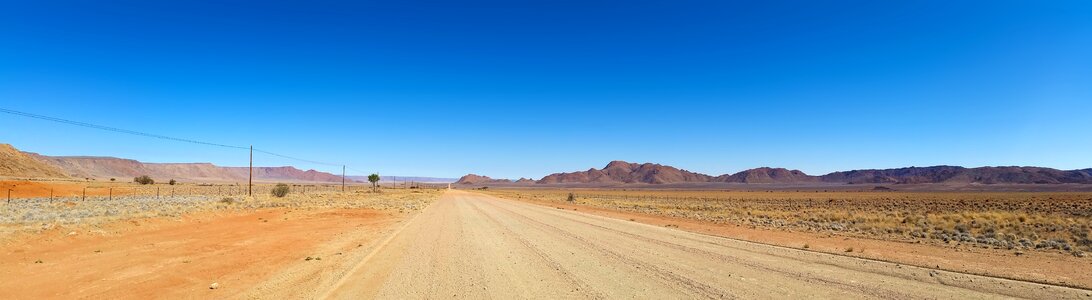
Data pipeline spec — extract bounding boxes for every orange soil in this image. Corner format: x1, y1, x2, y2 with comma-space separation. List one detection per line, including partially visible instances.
0, 207, 402, 299
0, 180, 140, 198
508, 197, 1092, 290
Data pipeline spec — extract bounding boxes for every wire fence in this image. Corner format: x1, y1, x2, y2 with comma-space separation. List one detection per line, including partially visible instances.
0, 107, 426, 199
2, 181, 450, 202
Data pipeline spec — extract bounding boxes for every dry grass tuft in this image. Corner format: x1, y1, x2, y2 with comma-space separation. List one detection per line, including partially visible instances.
485, 189, 1092, 254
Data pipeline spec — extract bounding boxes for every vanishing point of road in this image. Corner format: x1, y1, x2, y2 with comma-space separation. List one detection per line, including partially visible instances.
324, 190, 1090, 299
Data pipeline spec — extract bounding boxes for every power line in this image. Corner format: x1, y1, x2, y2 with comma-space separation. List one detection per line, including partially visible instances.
346, 166, 375, 176
1, 107, 350, 169
252, 148, 342, 167
0, 107, 248, 150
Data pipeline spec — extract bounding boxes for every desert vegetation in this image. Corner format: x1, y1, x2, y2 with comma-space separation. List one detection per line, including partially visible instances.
134, 175, 154, 185
0, 184, 441, 237
484, 189, 1092, 256
271, 183, 290, 197
368, 173, 380, 192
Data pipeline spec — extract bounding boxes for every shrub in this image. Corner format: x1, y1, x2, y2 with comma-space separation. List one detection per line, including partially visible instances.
368, 173, 380, 192
110, 178, 116, 182
271, 184, 290, 198
134, 175, 154, 185
567, 192, 575, 203
168, 179, 177, 185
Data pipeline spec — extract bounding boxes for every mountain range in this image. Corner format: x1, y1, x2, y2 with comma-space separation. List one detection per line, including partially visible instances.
457, 160, 1092, 185
1, 143, 353, 183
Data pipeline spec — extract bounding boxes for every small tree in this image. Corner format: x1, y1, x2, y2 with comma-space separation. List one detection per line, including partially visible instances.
168, 179, 177, 185
271, 183, 290, 198
110, 178, 116, 182
134, 175, 154, 185
368, 173, 380, 192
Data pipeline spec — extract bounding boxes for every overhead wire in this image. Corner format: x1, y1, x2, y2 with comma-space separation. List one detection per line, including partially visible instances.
1, 107, 358, 172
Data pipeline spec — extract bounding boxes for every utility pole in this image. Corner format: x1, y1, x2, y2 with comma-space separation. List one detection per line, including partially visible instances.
342, 165, 346, 193
248, 145, 253, 197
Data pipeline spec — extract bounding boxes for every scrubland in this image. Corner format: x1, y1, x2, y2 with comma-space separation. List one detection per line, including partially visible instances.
0, 184, 441, 237
483, 189, 1092, 256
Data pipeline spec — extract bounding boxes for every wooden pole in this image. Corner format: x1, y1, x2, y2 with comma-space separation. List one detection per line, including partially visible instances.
109, 187, 112, 201
249, 145, 253, 197
342, 165, 346, 193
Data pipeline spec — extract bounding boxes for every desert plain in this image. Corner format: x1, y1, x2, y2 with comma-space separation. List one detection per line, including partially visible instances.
0, 177, 1090, 299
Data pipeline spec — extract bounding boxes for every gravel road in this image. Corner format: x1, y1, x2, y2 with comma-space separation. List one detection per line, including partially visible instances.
325, 190, 1092, 299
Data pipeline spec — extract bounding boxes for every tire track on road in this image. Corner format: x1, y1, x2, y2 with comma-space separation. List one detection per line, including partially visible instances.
465, 199, 605, 299
492, 197, 916, 299
476, 196, 736, 299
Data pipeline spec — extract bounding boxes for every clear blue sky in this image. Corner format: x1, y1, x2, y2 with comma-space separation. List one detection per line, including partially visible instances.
1, 1, 1090, 179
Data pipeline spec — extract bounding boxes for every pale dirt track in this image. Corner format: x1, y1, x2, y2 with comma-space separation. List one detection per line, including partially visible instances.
325, 190, 1092, 299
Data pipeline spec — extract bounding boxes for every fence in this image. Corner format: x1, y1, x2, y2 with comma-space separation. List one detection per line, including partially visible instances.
3, 181, 449, 202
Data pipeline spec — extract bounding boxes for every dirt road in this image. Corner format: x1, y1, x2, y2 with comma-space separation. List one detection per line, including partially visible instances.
327, 190, 1092, 299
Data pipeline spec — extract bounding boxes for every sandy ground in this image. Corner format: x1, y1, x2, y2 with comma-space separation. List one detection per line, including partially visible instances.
0, 180, 137, 198
0, 207, 411, 299
326, 191, 1092, 299
511, 194, 1092, 290
3, 189, 1089, 299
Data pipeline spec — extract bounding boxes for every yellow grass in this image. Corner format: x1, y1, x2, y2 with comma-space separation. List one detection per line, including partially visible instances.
483, 189, 1092, 255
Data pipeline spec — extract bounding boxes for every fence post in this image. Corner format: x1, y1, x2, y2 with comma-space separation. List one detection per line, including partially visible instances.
82, 187, 86, 201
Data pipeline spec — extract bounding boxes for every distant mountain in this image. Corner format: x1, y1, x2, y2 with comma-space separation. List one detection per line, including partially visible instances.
2, 143, 352, 183
226, 166, 348, 183
819, 166, 965, 184
714, 167, 817, 183
0, 144, 68, 178
383, 176, 458, 183
538, 161, 711, 184
821, 166, 1092, 184
455, 174, 512, 184
462, 161, 1092, 185
7, 142, 1092, 185
514, 178, 536, 184
344, 176, 457, 183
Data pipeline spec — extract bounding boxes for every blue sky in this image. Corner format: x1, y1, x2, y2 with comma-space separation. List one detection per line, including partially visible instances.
1, 1, 1090, 179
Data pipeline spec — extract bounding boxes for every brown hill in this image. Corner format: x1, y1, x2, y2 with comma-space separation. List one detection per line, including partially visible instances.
455, 174, 511, 184
818, 166, 1092, 184
35, 155, 350, 183
0, 144, 68, 179
529, 162, 1092, 185
225, 166, 347, 183
2, 144, 349, 183
819, 166, 965, 184
537, 161, 711, 184
715, 167, 817, 183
